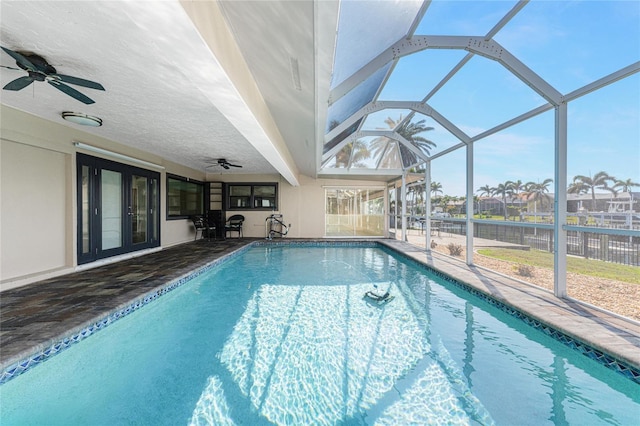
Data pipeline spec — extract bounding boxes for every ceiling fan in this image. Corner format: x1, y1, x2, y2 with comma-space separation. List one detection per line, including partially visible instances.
206, 158, 243, 170
1, 46, 105, 104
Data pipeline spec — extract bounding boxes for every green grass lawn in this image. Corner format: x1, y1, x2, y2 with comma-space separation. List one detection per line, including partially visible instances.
477, 248, 640, 285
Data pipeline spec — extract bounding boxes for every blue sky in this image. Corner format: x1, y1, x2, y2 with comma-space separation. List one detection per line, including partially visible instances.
347, 0, 640, 196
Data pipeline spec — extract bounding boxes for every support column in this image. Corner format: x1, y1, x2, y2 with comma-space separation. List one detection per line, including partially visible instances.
401, 172, 407, 241
466, 142, 474, 265
554, 103, 568, 297
425, 161, 432, 251
384, 185, 389, 237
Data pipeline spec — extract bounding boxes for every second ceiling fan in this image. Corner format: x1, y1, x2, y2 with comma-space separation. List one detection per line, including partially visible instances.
208, 158, 242, 170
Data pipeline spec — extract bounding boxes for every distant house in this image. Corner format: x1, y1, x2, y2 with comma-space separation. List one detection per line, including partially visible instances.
566, 191, 639, 213
477, 197, 504, 215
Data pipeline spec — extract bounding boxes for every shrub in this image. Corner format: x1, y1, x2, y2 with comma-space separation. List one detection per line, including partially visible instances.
447, 243, 463, 256
515, 264, 534, 277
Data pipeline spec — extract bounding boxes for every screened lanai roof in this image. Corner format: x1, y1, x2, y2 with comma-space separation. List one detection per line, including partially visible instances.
320, 0, 640, 178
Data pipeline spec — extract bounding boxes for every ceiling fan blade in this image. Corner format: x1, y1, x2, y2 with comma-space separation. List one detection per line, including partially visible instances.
3, 76, 34, 91
53, 74, 105, 91
0, 64, 21, 71
1, 46, 37, 71
47, 80, 95, 104
228, 164, 242, 168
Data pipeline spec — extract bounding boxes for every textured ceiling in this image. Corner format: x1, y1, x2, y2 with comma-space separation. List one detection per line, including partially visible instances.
0, 1, 333, 182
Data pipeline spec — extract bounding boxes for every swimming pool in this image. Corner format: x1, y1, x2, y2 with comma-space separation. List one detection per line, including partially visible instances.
1, 244, 639, 424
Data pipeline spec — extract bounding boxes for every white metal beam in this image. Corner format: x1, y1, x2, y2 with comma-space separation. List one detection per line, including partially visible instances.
464, 38, 562, 105
554, 103, 568, 298
324, 100, 419, 143
564, 61, 640, 103
466, 142, 474, 265
424, 53, 473, 102
323, 128, 430, 165
430, 142, 466, 161
470, 103, 554, 143
317, 168, 404, 176
402, 173, 407, 241
330, 35, 562, 107
365, 130, 431, 164
314, 0, 341, 179
406, 0, 432, 39
321, 137, 352, 165
425, 161, 432, 251
426, 105, 472, 144
484, 0, 529, 41
324, 100, 470, 151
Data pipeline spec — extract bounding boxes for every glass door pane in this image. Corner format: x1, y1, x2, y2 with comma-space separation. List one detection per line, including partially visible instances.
150, 178, 158, 243
131, 175, 148, 244
101, 169, 122, 250
359, 188, 384, 236
80, 165, 91, 255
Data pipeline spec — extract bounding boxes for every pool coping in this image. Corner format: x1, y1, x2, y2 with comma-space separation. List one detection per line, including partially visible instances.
1, 239, 639, 385
378, 239, 640, 382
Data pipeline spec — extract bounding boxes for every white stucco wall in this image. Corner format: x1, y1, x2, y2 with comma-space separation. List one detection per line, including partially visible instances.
1, 140, 69, 281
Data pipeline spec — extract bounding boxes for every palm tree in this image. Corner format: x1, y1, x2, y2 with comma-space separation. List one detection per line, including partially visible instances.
493, 182, 511, 220
523, 179, 553, 216
396, 119, 437, 155
506, 179, 525, 219
334, 140, 370, 168
506, 179, 525, 195
613, 177, 640, 215
374, 115, 437, 166
567, 171, 616, 211
431, 181, 443, 197
477, 184, 493, 197
613, 178, 640, 194
476, 184, 494, 216
328, 119, 372, 168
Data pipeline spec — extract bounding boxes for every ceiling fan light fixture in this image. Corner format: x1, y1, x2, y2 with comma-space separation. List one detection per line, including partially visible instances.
62, 111, 102, 127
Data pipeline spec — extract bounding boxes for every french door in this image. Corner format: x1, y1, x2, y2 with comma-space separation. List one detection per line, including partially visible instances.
77, 153, 160, 265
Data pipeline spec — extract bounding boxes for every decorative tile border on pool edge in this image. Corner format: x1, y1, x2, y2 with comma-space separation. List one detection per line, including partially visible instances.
254, 239, 379, 248
380, 244, 640, 385
0, 244, 253, 386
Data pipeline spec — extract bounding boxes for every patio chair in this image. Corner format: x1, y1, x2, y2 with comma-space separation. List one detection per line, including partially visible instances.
225, 214, 245, 238
191, 215, 215, 240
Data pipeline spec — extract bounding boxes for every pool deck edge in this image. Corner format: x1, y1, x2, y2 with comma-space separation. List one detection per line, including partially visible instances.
378, 239, 640, 371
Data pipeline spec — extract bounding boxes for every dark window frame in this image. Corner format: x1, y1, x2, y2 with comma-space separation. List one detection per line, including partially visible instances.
225, 182, 278, 211
166, 174, 204, 219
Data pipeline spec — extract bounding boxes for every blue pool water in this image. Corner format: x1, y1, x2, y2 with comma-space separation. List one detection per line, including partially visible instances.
1, 245, 639, 425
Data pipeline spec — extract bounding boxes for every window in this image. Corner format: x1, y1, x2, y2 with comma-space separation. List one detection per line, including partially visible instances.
226, 183, 277, 210
167, 175, 203, 218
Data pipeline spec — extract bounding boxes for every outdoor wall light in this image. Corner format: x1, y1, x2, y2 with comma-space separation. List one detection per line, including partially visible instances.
61, 111, 103, 127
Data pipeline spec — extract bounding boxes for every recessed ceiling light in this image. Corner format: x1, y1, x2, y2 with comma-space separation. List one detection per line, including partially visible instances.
61, 112, 103, 127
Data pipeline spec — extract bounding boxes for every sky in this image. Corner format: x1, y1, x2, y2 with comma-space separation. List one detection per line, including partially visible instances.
329, 0, 640, 197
